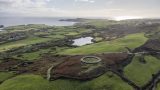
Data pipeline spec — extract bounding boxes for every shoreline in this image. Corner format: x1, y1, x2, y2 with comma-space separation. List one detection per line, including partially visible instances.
0, 17, 77, 27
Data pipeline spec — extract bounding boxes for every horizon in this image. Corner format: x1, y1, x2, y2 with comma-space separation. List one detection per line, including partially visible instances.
0, 16, 160, 21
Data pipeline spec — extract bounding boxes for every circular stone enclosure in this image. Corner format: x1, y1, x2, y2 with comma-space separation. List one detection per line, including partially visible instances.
81, 56, 102, 64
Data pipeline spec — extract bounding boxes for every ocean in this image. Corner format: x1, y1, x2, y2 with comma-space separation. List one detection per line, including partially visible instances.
0, 17, 76, 27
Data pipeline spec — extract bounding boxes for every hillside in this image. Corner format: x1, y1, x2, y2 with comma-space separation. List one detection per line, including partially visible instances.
0, 19, 160, 90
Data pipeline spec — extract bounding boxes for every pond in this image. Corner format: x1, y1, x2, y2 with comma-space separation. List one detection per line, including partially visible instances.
0, 28, 3, 31
72, 37, 93, 46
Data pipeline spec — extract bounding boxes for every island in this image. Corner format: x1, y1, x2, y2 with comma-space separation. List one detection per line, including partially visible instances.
0, 25, 4, 28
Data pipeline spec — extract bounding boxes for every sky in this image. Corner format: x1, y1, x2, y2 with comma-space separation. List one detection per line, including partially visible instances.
0, 0, 160, 19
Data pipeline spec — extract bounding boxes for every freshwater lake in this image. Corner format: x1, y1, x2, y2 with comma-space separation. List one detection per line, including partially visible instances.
72, 37, 93, 46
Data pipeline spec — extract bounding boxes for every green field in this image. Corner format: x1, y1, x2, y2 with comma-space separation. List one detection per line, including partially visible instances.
59, 33, 148, 55
158, 83, 160, 90
0, 72, 133, 90
0, 37, 52, 52
13, 49, 51, 60
124, 55, 160, 86
0, 74, 51, 90
0, 72, 15, 82
13, 47, 69, 61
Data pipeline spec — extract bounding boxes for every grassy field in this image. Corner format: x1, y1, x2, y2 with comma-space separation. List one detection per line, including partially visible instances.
157, 83, 160, 90
13, 49, 51, 60
0, 74, 51, 90
124, 55, 160, 86
0, 37, 52, 52
0, 26, 91, 53
59, 33, 148, 55
13, 47, 70, 61
93, 37, 103, 42
0, 72, 15, 82
0, 72, 133, 90
85, 19, 117, 28
0, 34, 65, 53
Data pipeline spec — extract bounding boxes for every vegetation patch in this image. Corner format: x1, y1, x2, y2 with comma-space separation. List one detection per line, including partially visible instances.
157, 83, 160, 90
13, 49, 51, 61
50, 72, 133, 90
0, 74, 52, 90
0, 72, 133, 90
13, 47, 70, 61
59, 33, 148, 55
93, 37, 103, 42
0, 72, 15, 82
0, 37, 52, 52
124, 55, 160, 86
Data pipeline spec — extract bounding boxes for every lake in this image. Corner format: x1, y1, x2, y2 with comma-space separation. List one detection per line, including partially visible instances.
72, 37, 93, 46
0, 17, 76, 27
0, 28, 3, 31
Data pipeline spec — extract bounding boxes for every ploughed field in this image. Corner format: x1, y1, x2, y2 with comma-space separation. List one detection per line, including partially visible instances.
0, 19, 160, 90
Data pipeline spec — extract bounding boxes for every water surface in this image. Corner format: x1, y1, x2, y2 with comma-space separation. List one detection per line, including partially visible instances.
0, 17, 76, 27
72, 37, 93, 46
0, 28, 3, 31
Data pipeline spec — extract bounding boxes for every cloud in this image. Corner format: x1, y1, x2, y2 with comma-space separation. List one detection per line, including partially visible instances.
75, 0, 95, 3
0, 0, 49, 8
0, 0, 159, 18
0, 0, 68, 17
106, 0, 114, 5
